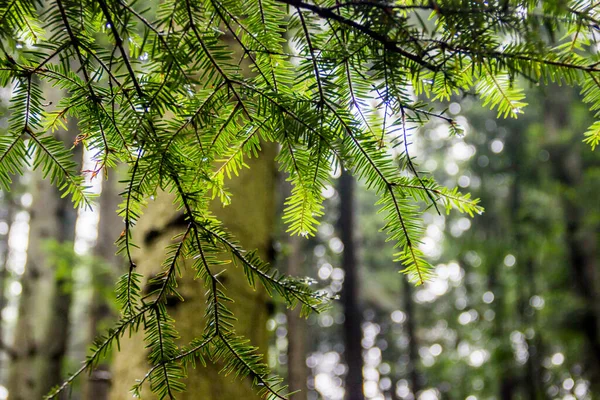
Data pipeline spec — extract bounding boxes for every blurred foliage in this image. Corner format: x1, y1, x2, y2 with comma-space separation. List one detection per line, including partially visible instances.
41, 239, 116, 308
270, 85, 600, 400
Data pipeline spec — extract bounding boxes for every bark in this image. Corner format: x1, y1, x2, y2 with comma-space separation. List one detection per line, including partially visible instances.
109, 143, 277, 399
499, 378, 515, 400
0, 189, 16, 381
285, 234, 308, 400
8, 111, 81, 399
338, 170, 364, 400
401, 278, 420, 396
83, 171, 123, 400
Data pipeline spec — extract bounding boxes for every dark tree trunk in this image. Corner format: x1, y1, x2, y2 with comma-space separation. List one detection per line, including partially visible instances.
500, 377, 515, 400
286, 234, 308, 400
544, 91, 600, 388
506, 113, 541, 400
338, 170, 364, 400
560, 153, 600, 384
401, 278, 420, 396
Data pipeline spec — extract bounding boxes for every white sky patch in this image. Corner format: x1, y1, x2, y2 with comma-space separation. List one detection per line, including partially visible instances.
391, 310, 406, 323
7, 210, 30, 276
482, 291, 495, 304
451, 142, 475, 161
468, 349, 489, 367
551, 352, 565, 366
504, 254, 516, 267
530, 295, 545, 310
491, 139, 504, 153
74, 150, 103, 255
563, 378, 575, 391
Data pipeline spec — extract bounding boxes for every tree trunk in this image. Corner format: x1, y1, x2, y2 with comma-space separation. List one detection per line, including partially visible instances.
401, 277, 420, 396
544, 91, 600, 387
338, 170, 364, 400
109, 144, 277, 399
0, 189, 16, 381
285, 234, 308, 400
83, 171, 123, 400
559, 151, 600, 384
488, 251, 513, 400
505, 110, 541, 400
8, 112, 81, 399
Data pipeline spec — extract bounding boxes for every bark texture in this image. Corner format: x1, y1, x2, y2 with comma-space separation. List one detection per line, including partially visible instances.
109, 144, 277, 399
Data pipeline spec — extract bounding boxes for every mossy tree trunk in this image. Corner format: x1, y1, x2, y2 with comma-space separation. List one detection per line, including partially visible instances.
110, 144, 277, 399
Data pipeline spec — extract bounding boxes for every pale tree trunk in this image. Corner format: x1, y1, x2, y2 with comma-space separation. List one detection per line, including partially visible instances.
285, 234, 308, 400
36, 115, 82, 398
109, 144, 277, 399
0, 189, 17, 381
338, 170, 364, 400
83, 171, 123, 400
8, 111, 81, 399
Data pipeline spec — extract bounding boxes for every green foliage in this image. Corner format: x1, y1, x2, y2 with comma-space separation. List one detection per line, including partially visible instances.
1, 0, 599, 398
583, 118, 600, 150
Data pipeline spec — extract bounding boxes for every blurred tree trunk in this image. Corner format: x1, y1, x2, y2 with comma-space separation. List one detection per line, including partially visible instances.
36, 118, 81, 399
518, 257, 541, 400
285, 234, 308, 400
109, 144, 277, 399
338, 170, 364, 400
8, 110, 81, 399
557, 147, 600, 384
544, 91, 600, 387
0, 189, 16, 380
401, 278, 420, 396
83, 171, 123, 400
489, 252, 514, 400
506, 111, 541, 400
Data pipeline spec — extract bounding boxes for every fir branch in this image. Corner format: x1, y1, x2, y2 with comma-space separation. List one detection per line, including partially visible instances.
45, 306, 150, 399
277, 0, 440, 71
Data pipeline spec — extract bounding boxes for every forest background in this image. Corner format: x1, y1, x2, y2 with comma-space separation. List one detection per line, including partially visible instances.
0, 1, 599, 400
